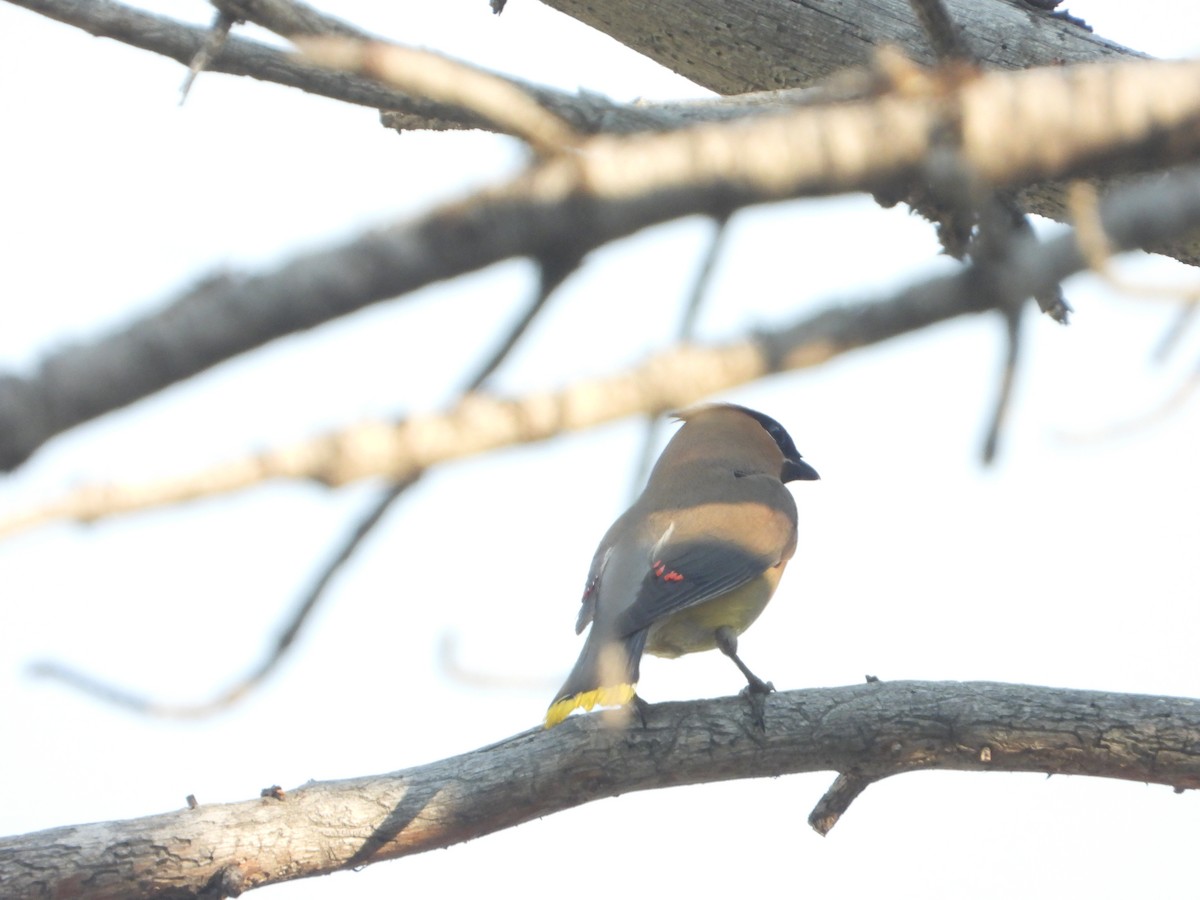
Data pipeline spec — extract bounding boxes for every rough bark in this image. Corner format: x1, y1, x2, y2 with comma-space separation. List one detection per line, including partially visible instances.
534, 0, 1141, 94
3, 682, 1198, 898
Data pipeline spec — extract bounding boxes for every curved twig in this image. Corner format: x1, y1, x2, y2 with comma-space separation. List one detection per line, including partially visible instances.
28, 476, 419, 718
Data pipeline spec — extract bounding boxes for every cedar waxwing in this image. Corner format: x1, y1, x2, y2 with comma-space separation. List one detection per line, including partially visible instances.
545, 403, 819, 728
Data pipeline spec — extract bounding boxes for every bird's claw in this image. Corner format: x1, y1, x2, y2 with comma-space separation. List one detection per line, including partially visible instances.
742, 677, 775, 696
739, 681, 773, 730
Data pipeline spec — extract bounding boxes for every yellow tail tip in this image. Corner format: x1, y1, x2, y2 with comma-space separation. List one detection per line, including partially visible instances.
544, 684, 637, 728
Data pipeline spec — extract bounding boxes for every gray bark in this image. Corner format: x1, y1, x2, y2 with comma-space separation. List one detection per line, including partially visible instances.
3, 682, 1198, 898
533, 0, 1141, 94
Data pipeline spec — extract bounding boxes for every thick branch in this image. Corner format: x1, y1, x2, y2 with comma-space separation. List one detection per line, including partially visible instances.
3, 681, 1198, 897
3, 57, 1200, 473
535, 0, 1140, 94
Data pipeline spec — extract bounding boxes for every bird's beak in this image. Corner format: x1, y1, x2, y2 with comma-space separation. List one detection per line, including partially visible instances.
782, 458, 820, 482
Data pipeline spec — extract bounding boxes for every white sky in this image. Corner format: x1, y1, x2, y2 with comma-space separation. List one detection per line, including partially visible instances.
1, 1, 1198, 897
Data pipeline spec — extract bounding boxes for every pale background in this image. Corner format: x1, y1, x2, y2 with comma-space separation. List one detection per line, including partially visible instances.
1, 2, 1198, 897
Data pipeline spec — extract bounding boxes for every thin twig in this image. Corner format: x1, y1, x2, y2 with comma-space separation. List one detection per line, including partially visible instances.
981, 300, 1025, 463
29, 476, 417, 717
178, 8, 233, 103
1005, 199, 1070, 322
907, 0, 1072, 324
628, 215, 730, 497
296, 37, 580, 153
212, 0, 371, 39
462, 249, 585, 394
1053, 361, 1200, 444
680, 217, 731, 339
1154, 301, 1199, 362
809, 771, 885, 836
907, 0, 972, 62
1070, 181, 1200, 305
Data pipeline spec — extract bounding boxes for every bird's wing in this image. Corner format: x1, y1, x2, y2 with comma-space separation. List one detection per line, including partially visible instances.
573, 544, 612, 634
613, 539, 776, 637
574, 509, 636, 634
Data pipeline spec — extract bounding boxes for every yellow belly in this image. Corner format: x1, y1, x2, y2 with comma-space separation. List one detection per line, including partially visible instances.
643, 573, 776, 658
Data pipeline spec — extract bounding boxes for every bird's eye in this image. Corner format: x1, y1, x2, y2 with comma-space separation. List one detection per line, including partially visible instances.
732, 469, 748, 478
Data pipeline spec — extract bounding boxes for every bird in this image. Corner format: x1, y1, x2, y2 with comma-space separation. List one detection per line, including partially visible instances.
545, 403, 819, 728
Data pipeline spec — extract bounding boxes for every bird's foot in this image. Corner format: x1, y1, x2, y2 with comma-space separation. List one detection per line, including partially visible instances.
739, 680, 774, 730
743, 676, 775, 696
625, 694, 652, 728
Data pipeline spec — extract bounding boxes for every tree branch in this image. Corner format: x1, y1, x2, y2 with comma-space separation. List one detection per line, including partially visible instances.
3, 681, 1198, 897
0, 0, 838, 135
26, 475, 420, 718
535, 0, 1140, 95
2, 55, 1200, 472
213, 0, 371, 40
5, 163, 1200, 536
297, 37, 580, 153
15, 0, 1200, 276
532, 0, 1200, 267
13, 0, 1199, 255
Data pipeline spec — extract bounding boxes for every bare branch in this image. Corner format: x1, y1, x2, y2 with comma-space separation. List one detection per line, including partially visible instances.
904, 0, 1072, 324
4, 0, 465, 124
808, 771, 881, 836
535, 0, 1200, 271
1053, 363, 1200, 443
3, 682, 1198, 896
461, 251, 584, 395
212, 0, 371, 40
11, 0, 1200, 276
0, 0, 829, 135
534, 0, 1140, 95
2, 56, 1199, 473
297, 38, 580, 153
2, 0, 630, 134
629, 215, 730, 494
1155, 302, 1200, 362
908, 0, 973, 62
5, 164, 1200, 536
27, 475, 419, 718
980, 301, 1025, 463
178, 8, 233, 102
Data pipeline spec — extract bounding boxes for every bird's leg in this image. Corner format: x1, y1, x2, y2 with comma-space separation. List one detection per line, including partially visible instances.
627, 694, 652, 728
715, 626, 774, 694
715, 626, 773, 729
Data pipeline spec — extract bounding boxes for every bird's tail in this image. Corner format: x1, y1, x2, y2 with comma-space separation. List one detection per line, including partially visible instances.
545, 630, 646, 728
